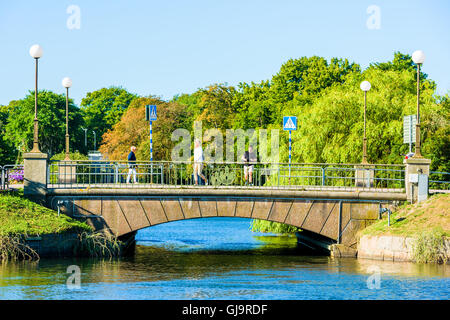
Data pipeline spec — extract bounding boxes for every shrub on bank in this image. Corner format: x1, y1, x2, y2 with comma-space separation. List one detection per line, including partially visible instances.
250, 219, 300, 234
412, 229, 448, 264
0, 190, 93, 262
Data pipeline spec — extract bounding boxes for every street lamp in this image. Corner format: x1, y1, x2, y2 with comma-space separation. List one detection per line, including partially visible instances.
92, 131, 96, 151
360, 80, 371, 164
29, 44, 43, 153
81, 127, 88, 148
411, 50, 425, 158
62, 77, 72, 160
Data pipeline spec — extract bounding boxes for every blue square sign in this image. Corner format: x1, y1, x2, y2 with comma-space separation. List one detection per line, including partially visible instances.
146, 105, 157, 121
283, 116, 297, 131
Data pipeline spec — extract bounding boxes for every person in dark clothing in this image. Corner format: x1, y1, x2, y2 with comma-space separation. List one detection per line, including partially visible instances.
242, 145, 257, 185
126, 146, 137, 183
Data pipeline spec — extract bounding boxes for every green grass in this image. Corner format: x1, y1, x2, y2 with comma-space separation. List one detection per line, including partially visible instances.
360, 193, 450, 238
0, 190, 92, 237
412, 228, 447, 264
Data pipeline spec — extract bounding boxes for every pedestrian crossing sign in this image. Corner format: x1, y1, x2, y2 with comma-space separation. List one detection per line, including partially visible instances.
146, 105, 157, 121
283, 116, 297, 131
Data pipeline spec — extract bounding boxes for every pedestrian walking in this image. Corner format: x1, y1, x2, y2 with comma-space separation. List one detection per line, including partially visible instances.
126, 146, 138, 184
193, 139, 207, 185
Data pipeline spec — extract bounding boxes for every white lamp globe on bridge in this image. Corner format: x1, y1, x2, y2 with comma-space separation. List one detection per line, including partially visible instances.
29, 44, 43, 59
412, 50, 425, 64
360, 80, 371, 92
62, 77, 72, 88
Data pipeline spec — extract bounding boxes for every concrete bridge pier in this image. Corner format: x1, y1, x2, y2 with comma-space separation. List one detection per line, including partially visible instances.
404, 157, 431, 203
23, 152, 48, 204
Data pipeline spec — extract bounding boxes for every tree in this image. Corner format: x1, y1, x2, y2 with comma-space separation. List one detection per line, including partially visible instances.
0, 105, 16, 164
270, 56, 360, 104
3, 91, 85, 157
234, 81, 273, 129
99, 97, 191, 161
290, 67, 444, 166
195, 84, 237, 129
80, 87, 138, 143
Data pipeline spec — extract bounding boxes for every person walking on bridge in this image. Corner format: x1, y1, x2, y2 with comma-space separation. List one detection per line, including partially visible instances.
193, 139, 207, 186
126, 146, 138, 184
242, 145, 257, 186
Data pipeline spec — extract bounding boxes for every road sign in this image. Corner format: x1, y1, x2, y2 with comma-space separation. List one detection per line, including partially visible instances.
283, 116, 297, 183
283, 116, 297, 131
146, 105, 157, 121
145, 105, 157, 164
403, 115, 416, 144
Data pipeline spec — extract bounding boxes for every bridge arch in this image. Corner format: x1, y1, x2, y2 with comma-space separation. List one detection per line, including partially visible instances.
48, 193, 384, 248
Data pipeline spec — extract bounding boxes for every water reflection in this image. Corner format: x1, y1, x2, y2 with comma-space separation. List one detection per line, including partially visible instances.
0, 217, 448, 300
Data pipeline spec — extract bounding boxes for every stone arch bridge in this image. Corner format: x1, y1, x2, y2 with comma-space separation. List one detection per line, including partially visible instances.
47, 188, 405, 249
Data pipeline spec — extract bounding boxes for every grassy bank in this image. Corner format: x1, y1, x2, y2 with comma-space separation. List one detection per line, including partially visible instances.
0, 190, 121, 261
360, 193, 450, 263
0, 191, 91, 237
360, 193, 449, 237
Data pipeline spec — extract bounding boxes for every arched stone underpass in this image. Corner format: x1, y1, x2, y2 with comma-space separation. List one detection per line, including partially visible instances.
47, 189, 393, 249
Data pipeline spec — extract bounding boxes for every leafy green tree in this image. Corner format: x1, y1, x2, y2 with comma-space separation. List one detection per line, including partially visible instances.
0, 105, 16, 164
100, 97, 191, 161
422, 94, 450, 172
270, 56, 360, 104
3, 90, 85, 157
195, 84, 237, 129
291, 67, 442, 165
233, 81, 273, 129
80, 87, 138, 143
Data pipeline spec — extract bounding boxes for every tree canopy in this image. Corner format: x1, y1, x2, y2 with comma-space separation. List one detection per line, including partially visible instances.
0, 52, 448, 174
99, 97, 191, 161
80, 87, 138, 143
3, 90, 85, 157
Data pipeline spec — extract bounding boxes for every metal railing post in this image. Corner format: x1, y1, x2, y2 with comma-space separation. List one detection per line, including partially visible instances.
322, 167, 326, 186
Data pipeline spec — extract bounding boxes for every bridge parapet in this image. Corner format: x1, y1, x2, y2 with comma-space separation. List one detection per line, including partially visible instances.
46, 160, 407, 192
22, 159, 445, 205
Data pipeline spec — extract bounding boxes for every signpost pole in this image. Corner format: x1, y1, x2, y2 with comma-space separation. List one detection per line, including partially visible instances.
150, 120, 153, 183
409, 115, 413, 153
283, 116, 297, 186
289, 130, 292, 184
146, 105, 157, 184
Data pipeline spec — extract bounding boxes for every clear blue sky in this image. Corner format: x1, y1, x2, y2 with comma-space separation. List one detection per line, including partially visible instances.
1, 0, 449, 106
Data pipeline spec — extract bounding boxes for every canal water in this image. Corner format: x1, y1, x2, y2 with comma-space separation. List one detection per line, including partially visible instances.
0, 217, 449, 300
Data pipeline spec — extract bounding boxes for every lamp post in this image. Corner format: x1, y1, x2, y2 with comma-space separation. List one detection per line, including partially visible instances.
29, 44, 43, 153
81, 127, 88, 148
411, 50, 425, 158
92, 131, 96, 151
360, 80, 371, 164
62, 77, 72, 160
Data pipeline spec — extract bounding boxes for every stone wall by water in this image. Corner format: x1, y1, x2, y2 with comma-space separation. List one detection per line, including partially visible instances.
25, 233, 79, 257
358, 234, 450, 263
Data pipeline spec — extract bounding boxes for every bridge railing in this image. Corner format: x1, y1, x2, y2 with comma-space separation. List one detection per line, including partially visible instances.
47, 160, 407, 191
0, 164, 24, 190
429, 171, 450, 190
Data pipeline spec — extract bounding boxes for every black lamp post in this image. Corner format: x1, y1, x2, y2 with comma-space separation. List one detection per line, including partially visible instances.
62, 77, 73, 160
360, 80, 371, 164
29, 44, 43, 153
411, 50, 425, 158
